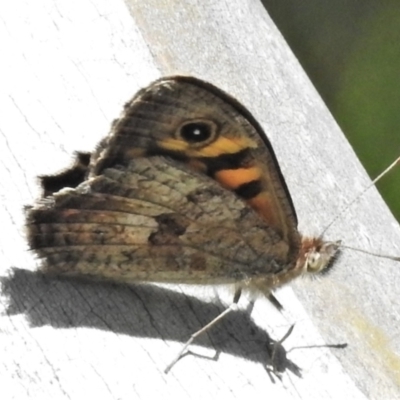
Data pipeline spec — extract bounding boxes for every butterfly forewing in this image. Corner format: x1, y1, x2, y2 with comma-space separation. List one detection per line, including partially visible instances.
92, 78, 299, 248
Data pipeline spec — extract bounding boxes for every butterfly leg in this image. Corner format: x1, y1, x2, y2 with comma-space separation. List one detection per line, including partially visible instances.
164, 288, 242, 373
267, 292, 284, 311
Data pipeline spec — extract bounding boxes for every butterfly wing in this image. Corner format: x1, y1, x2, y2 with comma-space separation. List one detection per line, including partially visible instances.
27, 76, 306, 292
92, 77, 299, 251
27, 156, 295, 288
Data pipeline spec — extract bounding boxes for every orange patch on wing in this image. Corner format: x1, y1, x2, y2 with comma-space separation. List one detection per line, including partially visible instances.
199, 137, 256, 157
248, 192, 281, 230
158, 136, 256, 157
215, 167, 261, 189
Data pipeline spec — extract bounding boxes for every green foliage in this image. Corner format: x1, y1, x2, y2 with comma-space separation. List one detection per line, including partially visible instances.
334, 7, 400, 220
263, 0, 400, 221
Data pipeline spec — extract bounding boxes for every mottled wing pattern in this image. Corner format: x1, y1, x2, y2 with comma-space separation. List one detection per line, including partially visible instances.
92, 77, 299, 250
26, 76, 311, 294
27, 156, 293, 288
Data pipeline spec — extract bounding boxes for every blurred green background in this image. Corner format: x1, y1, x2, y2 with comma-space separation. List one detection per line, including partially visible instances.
262, 0, 400, 221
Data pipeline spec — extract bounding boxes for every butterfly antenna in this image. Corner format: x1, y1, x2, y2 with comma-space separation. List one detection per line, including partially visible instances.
320, 155, 400, 238
339, 244, 400, 261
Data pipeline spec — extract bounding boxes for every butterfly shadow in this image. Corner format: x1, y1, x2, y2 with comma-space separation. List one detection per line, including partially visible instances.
2, 267, 301, 378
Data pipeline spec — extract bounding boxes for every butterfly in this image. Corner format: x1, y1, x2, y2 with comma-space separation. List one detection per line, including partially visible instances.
25, 76, 341, 369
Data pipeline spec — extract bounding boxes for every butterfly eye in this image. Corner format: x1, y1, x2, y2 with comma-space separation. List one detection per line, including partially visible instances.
306, 253, 322, 272
306, 240, 340, 274
177, 120, 218, 145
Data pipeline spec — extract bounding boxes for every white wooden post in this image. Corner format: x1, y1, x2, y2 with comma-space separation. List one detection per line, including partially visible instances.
1, 1, 399, 398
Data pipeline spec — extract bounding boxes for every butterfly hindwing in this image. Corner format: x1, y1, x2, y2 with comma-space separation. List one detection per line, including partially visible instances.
27, 156, 292, 287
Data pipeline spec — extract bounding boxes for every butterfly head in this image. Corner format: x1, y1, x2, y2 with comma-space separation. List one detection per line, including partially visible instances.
300, 237, 341, 275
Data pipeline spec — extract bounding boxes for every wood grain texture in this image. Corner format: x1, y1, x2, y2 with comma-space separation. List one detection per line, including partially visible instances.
1, 0, 399, 399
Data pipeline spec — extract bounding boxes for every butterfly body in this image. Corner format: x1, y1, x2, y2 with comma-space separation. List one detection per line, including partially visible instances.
26, 77, 339, 296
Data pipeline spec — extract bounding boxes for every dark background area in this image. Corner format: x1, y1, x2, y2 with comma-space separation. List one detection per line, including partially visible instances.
262, 0, 399, 221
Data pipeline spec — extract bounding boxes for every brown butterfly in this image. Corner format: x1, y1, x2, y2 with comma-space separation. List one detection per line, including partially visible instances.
25, 76, 341, 370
